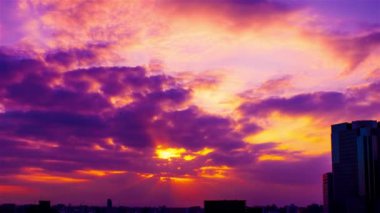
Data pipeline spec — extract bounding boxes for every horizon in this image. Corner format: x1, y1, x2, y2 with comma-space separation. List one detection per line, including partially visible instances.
1, 0, 380, 207
0, 199, 321, 209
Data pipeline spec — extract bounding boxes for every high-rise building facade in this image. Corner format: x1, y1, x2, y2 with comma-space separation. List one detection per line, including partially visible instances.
325, 121, 380, 213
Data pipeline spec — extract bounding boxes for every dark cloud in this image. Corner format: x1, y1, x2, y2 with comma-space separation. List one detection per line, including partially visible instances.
0, 51, 44, 87
239, 91, 345, 116
0, 48, 258, 181
240, 80, 380, 122
152, 106, 245, 150
45, 48, 96, 67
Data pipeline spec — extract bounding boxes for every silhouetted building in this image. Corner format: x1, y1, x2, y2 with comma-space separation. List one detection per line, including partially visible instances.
285, 204, 298, 213
0, 204, 16, 213
327, 121, 380, 212
246, 206, 263, 213
106, 198, 112, 213
323, 172, 333, 213
302, 204, 323, 213
107, 199, 112, 209
39, 201, 51, 213
204, 200, 245, 213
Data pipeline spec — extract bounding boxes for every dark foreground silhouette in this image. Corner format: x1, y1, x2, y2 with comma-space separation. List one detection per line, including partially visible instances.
0, 200, 323, 213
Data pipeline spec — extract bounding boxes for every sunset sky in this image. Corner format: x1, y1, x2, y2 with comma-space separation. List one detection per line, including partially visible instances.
1, 0, 380, 207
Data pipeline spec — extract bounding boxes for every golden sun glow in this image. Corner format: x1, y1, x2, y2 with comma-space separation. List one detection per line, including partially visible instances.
155, 146, 214, 161
155, 146, 187, 160
159, 176, 194, 183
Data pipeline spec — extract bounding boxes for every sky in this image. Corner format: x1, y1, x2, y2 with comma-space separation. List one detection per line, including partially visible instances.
0, 0, 380, 207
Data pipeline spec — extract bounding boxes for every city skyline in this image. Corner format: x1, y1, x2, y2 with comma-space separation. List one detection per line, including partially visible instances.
1, 0, 380, 207
324, 121, 380, 212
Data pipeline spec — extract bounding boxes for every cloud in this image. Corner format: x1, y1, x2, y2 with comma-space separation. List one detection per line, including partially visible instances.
45, 48, 97, 67
159, 0, 298, 30
239, 80, 380, 121
1, 48, 335, 201
239, 91, 345, 116
0, 48, 255, 183
240, 75, 294, 99
330, 31, 380, 73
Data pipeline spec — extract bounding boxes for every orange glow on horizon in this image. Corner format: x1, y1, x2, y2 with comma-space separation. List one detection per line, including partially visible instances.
0, 185, 31, 194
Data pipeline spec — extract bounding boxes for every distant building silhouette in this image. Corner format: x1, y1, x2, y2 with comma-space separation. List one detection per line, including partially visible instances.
204, 200, 245, 213
323, 172, 333, 213
106, 199, 112, 213
325, 121, 380, 213
39, 201, 51, 213
0, 204, 16, 213
107, 199, 112, 208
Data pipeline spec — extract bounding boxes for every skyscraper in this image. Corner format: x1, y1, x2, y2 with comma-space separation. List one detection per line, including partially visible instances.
325, 121, 380, 213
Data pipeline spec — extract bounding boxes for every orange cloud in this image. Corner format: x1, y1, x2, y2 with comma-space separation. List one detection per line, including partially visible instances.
16, 167, 87, 183
76, 169, 126, 177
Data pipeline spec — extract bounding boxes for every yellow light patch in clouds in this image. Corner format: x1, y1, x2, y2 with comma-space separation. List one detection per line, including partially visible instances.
198, 166, 231, 179
155, 146, 186, 161
191, 84, 243, 114
244, 112, 330, 155
196, 147, 214, 156
159, 176, 194, 183
109, 96, 134, 108
183, 155, 196, 161
155, 146, 214, 161
258, 154, 286, 161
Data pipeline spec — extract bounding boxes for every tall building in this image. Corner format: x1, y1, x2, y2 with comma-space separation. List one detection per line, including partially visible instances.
326, 120, 380, 213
